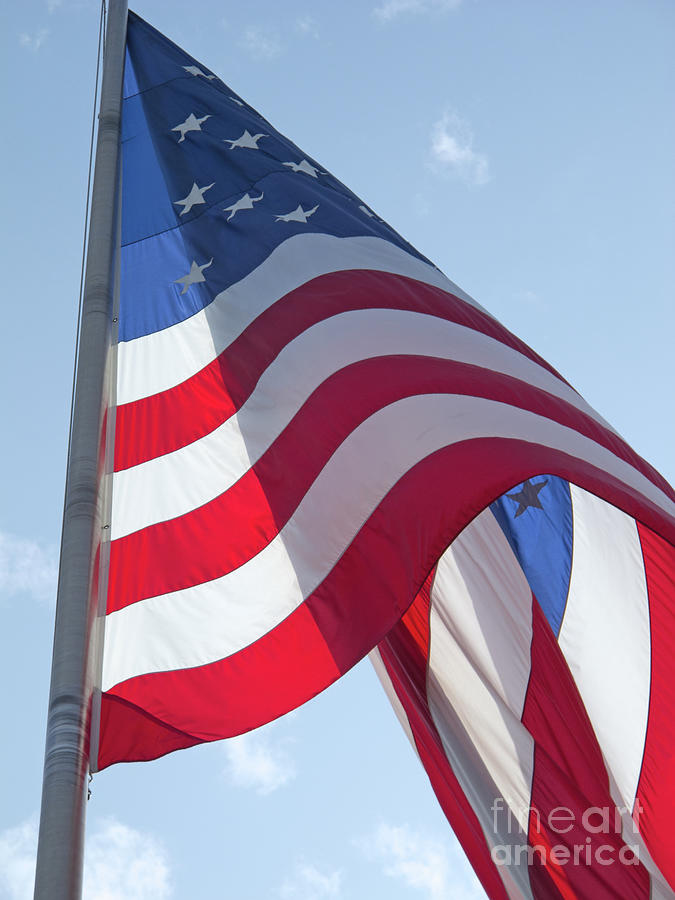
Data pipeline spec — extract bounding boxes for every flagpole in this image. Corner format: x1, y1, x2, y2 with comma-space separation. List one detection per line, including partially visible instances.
33, 1, 128, 897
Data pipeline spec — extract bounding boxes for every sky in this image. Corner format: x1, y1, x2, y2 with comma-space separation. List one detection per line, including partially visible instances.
2, 0, 674, 897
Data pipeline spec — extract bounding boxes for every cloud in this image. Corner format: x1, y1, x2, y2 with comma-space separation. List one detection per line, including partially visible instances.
240, 25, 283, 60
0, 816, 172, 900
514, 289, 542, 307
429, 111, 490, 186
296, 16, 319, 38
84, 819, 172, 899
374, 0, 462, 22
0, 531, 58, 604
47, 0, 62, 13
18, 28, 49, 51
224, 724, 296, 795
0, 820, 37, 900
280, 863, 342, 898
358, 823, 485, 900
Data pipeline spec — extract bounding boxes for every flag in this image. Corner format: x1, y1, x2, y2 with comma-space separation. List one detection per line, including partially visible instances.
371, 478, 675, 898
95, 11, 675, 897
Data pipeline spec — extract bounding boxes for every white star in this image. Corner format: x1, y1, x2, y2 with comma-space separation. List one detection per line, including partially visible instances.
223, 191, 264, 222
359, 204, 376, 218
172, 112, 211, 143
172, 113, 211, 143
173, 181, 215, 216
174, 259, 214, 295
223, 130, 268, 150
283, 159, 324, 178
183, 65, 215, 80
275, 203, 319, 224
229, 96, 244, 106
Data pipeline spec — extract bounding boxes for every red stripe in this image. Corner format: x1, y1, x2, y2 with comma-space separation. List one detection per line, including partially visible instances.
377, 577, 511, 900
98, 693, 203, 767
108, 355, 675, 614
98, 601, 340, 770
634, 523, 675, 891
102, 439, 674, 771
523, 599, 650, 899
114, 269, 571, 471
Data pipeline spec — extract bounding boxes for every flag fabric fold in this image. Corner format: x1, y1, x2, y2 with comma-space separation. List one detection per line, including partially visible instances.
372, 482, 675, 898
96, 11, 675, 897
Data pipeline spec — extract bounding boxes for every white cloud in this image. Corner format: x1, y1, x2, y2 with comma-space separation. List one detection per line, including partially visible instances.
374, 0, 462, 22
0, 531, 58, 603
514, 289, 542, 306
84, 819, 172, 900
358, 823, 485, 900
240, 25, 283, 60
0, 816, 172, 900
19, 28, 49, 51
429, 111, 490, 186
296, 15, 319, 38
280, 862, 342, 898
0, 819, 37, 900
47, 0, 62, 13
224, 724, 296, 795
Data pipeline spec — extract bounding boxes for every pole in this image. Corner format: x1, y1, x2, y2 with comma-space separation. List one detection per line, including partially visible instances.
33, 1, 128, 897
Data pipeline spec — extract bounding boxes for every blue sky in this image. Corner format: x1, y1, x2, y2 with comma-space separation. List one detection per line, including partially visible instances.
1, 1, 673, 897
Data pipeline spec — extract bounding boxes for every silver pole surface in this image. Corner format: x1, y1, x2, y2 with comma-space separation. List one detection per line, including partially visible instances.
33, 1, 128, 897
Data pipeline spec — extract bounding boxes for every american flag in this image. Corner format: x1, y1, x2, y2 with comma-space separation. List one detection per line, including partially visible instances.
96, 12, 675, 897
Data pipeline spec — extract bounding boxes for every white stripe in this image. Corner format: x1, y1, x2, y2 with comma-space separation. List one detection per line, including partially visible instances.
558, 486, 652, 812
369, 649, 419, 757
651, 880, 675, 899
117, 233, 491, 404
427, 511, 535, 899
112, 307, 614, 539
102, 393, 674, 691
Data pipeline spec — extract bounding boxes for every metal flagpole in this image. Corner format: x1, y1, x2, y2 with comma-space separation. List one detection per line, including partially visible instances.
33, 1, 128, 897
